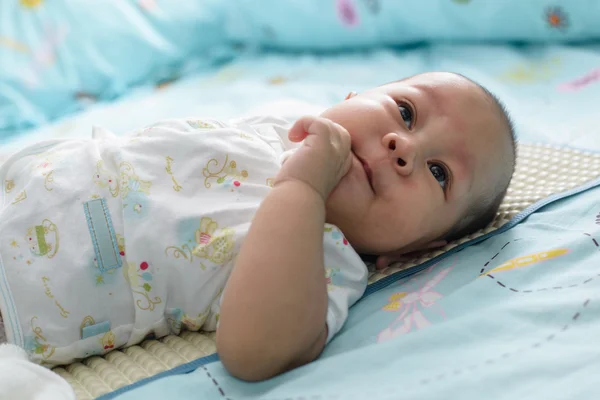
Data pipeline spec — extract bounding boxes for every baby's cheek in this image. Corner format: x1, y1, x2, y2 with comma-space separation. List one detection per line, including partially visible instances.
399, 178, 421, 193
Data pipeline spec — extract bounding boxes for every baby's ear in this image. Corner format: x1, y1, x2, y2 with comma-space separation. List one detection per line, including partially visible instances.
345, 91, 357, 100
374, 240, 448, 270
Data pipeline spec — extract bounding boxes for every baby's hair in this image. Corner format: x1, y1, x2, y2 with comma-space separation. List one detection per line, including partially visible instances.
443, 78, 517, 242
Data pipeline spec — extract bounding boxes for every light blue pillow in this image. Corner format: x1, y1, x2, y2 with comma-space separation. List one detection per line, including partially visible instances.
2, 0, 599, 134
224, 0, 600, 50
0, 0, 232, 134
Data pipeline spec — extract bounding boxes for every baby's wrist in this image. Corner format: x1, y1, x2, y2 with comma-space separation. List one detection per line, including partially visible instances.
273, 177, 327, 203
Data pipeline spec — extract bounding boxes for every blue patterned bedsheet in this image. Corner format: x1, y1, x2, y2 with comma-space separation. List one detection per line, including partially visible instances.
2, 0, 598, 133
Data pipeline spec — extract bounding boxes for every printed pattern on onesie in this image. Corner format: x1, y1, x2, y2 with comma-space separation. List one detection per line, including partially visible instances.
104, 118, 282, 347
0, 136, 135, 364
322, 224, 369, 342
0, 117, 368, 364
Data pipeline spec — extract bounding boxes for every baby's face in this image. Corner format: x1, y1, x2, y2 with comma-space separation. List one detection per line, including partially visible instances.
321, 72, 510, 255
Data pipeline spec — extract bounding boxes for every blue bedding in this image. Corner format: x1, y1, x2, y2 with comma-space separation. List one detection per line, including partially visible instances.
35, 42, 593, 399
2, 0, 600, 134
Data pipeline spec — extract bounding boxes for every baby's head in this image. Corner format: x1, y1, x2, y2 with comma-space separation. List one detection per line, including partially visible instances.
321, 72, 516, 258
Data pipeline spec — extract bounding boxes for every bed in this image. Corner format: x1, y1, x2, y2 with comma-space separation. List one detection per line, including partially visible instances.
2, 1, 600, 399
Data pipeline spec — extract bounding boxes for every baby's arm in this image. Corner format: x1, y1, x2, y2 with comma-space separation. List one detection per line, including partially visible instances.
217, 117, 352, 381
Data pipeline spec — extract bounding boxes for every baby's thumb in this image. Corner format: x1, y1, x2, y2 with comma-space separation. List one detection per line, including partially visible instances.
288, 116, 317, 142
375, 256, 390, 270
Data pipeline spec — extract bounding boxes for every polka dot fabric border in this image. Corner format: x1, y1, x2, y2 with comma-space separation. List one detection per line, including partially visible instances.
52, 143, 600, 399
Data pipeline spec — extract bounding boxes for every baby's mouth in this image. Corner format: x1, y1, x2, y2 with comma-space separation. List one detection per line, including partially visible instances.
354, 151, 375, 193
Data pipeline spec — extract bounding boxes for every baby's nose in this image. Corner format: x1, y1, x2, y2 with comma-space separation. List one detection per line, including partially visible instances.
382, 132, 416, 176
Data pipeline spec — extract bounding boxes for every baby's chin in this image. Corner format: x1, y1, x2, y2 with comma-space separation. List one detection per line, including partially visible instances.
325, 180, 369, 228
338, 227, 396, 255
324, 203, 414, 256
324, 205, 376, 252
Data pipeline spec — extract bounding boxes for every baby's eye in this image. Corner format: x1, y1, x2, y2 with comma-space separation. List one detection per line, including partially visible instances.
429, 163, 448, 190
398, 104, 413, 130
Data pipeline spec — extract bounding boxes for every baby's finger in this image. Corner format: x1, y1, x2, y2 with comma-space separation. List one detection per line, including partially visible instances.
336, 122, 352, 152
330, 122, 352, 160
288, 116, 318, 142
375, 256, 390, 270
375, 253, 412, 270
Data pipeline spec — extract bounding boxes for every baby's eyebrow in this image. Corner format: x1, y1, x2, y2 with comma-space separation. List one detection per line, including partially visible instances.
446, 146, 476, 203
413, 84, 442, 116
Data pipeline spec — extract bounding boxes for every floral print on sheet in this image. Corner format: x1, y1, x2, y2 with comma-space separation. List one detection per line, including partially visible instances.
499, 57, 562, 84
10, 24, 68, 89
480, 248, 569, 276
558, 68, 600, 92
336, 0, 360, 27
545, 6, 569, 31
377, 260, 454, 343
20, 0, 43, 9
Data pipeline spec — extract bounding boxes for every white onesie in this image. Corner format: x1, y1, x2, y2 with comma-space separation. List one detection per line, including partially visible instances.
0, 116, 368, 365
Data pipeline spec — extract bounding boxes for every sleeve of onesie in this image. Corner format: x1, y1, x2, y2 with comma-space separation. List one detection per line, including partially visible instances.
322, 224, 369, 344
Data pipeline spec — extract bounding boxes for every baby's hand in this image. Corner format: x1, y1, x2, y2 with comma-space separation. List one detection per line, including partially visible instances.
275, 116, 352, 201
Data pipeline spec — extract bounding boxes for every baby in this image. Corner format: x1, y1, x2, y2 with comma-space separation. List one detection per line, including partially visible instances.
0, 72, 515, 381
